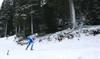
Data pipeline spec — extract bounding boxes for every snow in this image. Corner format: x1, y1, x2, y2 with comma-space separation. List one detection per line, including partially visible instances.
0, 0, 3, 9
0, 26, 100, 59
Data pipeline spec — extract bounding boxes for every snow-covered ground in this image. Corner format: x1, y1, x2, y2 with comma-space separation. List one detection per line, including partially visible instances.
0, 26, 100, 59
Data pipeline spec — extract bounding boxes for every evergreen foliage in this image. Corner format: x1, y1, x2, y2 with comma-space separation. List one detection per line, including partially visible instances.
0, 0, 100, 37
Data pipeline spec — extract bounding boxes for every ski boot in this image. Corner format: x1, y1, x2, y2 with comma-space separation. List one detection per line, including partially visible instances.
30, 47, 33, 50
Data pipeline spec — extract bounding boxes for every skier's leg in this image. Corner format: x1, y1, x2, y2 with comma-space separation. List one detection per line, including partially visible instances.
31, 42, 34, 50
25, 41, 31, 50
27, 41, 31, 48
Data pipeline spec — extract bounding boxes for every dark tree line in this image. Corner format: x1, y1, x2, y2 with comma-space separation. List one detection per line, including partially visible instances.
0, 0, 100, 37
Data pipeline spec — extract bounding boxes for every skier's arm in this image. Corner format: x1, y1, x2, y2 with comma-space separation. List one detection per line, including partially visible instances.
31, 38, 35, 42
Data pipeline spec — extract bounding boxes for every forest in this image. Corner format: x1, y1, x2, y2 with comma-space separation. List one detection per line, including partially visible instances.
0, 0, 100, 37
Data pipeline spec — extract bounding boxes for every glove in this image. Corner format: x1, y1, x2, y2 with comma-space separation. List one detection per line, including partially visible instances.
32, 38, 35, 40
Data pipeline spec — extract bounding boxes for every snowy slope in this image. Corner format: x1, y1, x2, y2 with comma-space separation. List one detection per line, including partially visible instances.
0, 26, 100, 59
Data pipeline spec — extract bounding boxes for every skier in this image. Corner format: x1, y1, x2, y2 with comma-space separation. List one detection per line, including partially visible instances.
25, 33, 38, 50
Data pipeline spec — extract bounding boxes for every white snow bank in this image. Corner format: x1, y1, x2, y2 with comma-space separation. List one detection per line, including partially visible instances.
0, 26, 100, 59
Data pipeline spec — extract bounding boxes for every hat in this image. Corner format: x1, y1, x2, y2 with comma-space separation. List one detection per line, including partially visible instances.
35, 33, 38, 36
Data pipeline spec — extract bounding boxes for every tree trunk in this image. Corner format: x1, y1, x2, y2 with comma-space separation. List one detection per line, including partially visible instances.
23, 21, 25, 37
15, 26, 17, 35
31, 13, 33, 35
5, 21, 8, 37
19, 25, 20, 36
69, 0, 76, 29
31, 0, 33, 35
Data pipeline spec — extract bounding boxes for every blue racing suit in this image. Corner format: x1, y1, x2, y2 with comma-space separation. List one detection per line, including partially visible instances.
27, 35, 36, 48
